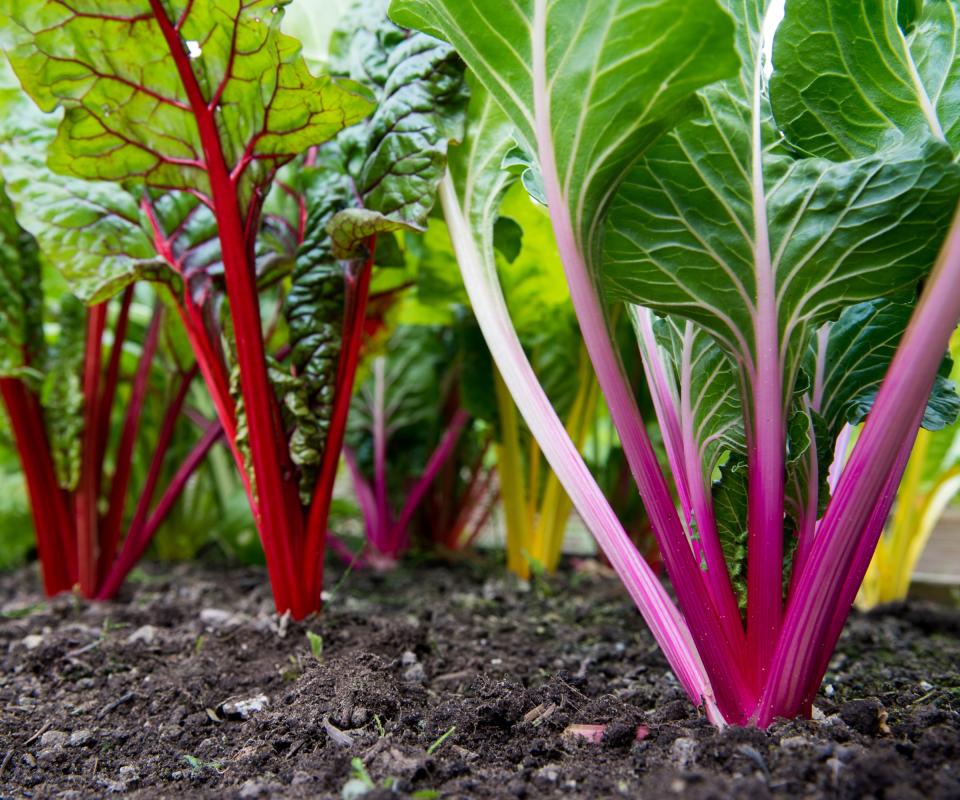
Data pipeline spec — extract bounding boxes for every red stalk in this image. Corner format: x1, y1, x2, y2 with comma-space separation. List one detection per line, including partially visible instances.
304, 245, 377, 605
372, 357, 391, 550
150, 0, 304, 615
97, 418, 222, 600
75, 303, 108, 597
95, 287, 134, 474
97, 304, 163, 583
0, 378, 75, 594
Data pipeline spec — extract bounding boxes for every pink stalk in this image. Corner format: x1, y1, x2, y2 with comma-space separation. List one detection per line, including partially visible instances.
440, 173, 728, 724
530, 0, 750, 719
797, 430, 916, 716
391, 408, 470, 552
758, 202, 960, 725
678, 323, 746, 654
745, 44, 784, 686
633, 308, 691, 514
97, 420, 223, 599
344, 447, 382, 547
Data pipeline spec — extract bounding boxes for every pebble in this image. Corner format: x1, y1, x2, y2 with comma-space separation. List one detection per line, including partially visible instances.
401, 651, 418, 666
670, 736, 698, 769
221, 693, 269, 719
199, 608, 234, 628
239, 779, 274, 798
126, 625, 156, 646
40, 730, 68, 749
69, 730, 95, 748
37, 748, 64, 767
403, 663, 427, 684
21, 634, 44, 650
118, 765, 139, 784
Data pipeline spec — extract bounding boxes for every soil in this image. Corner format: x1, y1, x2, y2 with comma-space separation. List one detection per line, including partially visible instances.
0, 556, 958, 800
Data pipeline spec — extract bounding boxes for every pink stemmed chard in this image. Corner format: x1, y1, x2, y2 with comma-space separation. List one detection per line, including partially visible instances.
0, 0, 467, 617
392, 0, 960, 726
342, 323, 489, 566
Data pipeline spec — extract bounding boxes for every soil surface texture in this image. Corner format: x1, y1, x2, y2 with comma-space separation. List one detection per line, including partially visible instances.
0, 557, 958, 799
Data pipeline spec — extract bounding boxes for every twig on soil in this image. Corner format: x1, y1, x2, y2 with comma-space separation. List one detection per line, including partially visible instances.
97, 691, 136, 719
0, 749, 13, 777
24, 720, 51, 745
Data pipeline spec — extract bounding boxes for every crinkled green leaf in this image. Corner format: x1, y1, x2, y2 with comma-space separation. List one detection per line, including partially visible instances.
0, 182, 44, 380
604, 0, 960, 399
0, 85, 165, 303
40, 295, 86, 490
771, 0, 960, 159
283, 3, 467, 498
0, 0, 372, 213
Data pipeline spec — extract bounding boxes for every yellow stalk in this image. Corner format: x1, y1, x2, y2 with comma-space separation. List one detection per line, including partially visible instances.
533, 346, 599, 571
891, 465, 960, 600
494, 367, 531, 578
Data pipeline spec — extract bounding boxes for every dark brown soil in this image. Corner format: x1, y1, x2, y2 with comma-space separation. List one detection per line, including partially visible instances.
0, 557, 958, 799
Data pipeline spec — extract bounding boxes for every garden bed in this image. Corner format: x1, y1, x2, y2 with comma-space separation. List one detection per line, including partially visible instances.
0, 558, 958, 799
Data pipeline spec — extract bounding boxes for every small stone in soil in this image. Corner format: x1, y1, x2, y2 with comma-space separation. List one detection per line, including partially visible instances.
220, 693, 269, 719
126, 625, 157, 645
39, 730, 67, 749
69, 730, 95, 748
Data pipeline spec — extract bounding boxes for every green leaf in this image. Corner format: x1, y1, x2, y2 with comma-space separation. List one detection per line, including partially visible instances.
0, 1, 373, 213
0, 182, 44, 379
40, 295, 86, 490
603, 1, 960, 394
713, 456, 748, 608
647, 314, 745, 481
770, 0, 960, 160
389, 0, 738, 262
817, 299, 960, 437
0, 86, 164, 303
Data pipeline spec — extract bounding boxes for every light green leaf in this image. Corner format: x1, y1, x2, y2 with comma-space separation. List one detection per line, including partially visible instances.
648, 315, 744, 482
0, 0, 373, 212
712, 456, 748, 608
0, 86, 164, 303
389, 0, 738, 262
770, 0, 960, 159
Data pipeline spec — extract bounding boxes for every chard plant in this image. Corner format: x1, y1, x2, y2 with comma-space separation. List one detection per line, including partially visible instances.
392, 0, 960, 726
343, 321, 492, 564
0, 0, 467, 616
0, 188, 216, 599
